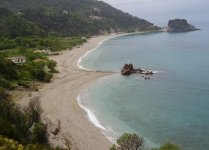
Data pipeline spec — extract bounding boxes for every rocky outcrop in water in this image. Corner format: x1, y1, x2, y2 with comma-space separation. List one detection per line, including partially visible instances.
167, 19, 199, 32
121, 64, 134, 75
121, 64, 154, 76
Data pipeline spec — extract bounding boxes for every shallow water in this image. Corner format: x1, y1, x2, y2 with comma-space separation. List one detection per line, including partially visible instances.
80, 25, 209, 150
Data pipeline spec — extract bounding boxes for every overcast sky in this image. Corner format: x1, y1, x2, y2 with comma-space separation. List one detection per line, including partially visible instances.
102, 0, 209, 26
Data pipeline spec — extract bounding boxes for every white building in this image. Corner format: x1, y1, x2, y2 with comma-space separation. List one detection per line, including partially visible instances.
8, 56, 26, 64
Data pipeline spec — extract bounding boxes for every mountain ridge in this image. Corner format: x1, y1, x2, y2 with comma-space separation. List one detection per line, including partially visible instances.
0, 0, 159, 37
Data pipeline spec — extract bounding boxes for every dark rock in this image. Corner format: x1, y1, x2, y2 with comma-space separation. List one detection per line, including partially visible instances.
121, 64, 155, 77
168, 19, 199, 32
145, 72, 150, 75
121, 64, 134, 75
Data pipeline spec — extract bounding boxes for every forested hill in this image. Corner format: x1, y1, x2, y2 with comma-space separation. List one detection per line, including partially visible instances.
0, 0, 158, 37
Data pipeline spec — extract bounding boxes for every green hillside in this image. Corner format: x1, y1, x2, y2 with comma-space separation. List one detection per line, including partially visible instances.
0, 8, 45, 38
0, 1, 160, 149
0, 0, 158, 37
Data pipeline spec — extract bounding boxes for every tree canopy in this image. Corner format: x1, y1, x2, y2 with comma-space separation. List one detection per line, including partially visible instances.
0, 0, 159, 38
111, 133, 144, 150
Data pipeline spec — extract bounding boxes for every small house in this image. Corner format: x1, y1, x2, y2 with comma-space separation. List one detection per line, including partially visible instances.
8, 56, 26, 64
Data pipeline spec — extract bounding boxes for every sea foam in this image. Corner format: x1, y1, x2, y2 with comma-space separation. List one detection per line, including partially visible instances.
77, 34, 121, 71
77, 95, 106, 130
77, 95, 117, 143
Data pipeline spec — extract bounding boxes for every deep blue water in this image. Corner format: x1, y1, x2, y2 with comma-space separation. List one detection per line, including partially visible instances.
80, 25, 209, 150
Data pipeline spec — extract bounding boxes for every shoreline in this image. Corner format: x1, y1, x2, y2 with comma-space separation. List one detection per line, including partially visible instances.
42, 34, 116, 149
77, 34, 118, 71
74, 31, 160, 147
18, 34, 119, 149
17, 31, 159, 149
29, 29, 206, 150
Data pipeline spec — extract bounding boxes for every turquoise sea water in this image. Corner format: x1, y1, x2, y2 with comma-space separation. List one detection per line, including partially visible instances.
79, 25, 209, 150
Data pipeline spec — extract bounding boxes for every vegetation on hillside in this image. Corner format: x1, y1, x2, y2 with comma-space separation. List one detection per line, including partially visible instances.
0, 135, 60, 150
110, 133, 144, 150
0, 8, 45, 38
0, 0, 161, 149
0, 32, 87, 150
0, 36, 86, 52
0, 94, 60, 150
0, 8, 86, 148
110, 133, 180, 150
0, 36, 86, 91
0, 56, 56, 92
0, 0, 159, 38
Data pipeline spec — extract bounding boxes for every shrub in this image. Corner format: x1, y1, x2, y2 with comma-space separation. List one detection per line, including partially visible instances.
0, 136, 55, 150
0, 56, 19, 80
0, 135, 24, 150
0, 117, 20, 140
47, 60, 58, 73
111, 133, 144, 150
29, 123, 48, 144
0, 77, 11, 89
0, 96, 48, 145
26, 97, 43, 125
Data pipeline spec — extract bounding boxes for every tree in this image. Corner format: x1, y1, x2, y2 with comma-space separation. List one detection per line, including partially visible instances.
26, 97, 43, 126
47, 60, 58, 73
111, 133, 144, 150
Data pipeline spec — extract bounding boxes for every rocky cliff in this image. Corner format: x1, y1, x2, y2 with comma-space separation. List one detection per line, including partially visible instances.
167, 19, 199, 32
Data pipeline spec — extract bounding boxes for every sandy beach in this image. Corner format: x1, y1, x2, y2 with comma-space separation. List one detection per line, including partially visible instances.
18, 34, 118, 150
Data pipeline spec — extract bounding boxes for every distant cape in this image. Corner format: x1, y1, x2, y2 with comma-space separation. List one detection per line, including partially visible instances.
167, 19, 199, 32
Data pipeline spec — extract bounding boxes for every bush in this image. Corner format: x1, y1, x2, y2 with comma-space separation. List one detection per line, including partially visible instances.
0, 135, 24, 150
0, 77, 11, 89
43, 73, 53, 82
29, 66, 52, 82
0, 56, 19, 80
110, 144, 117, 150
25, 51, 46, 61
0, 96, 48, 145
47, 60, 58, 73
0, 135, 57, 150
111, 133, 144, 150
24, 144, 58, 150
29, 123, 48, 144
0, 117, 20, 140
26, 97, 43, 125
25, 98, 48, 144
